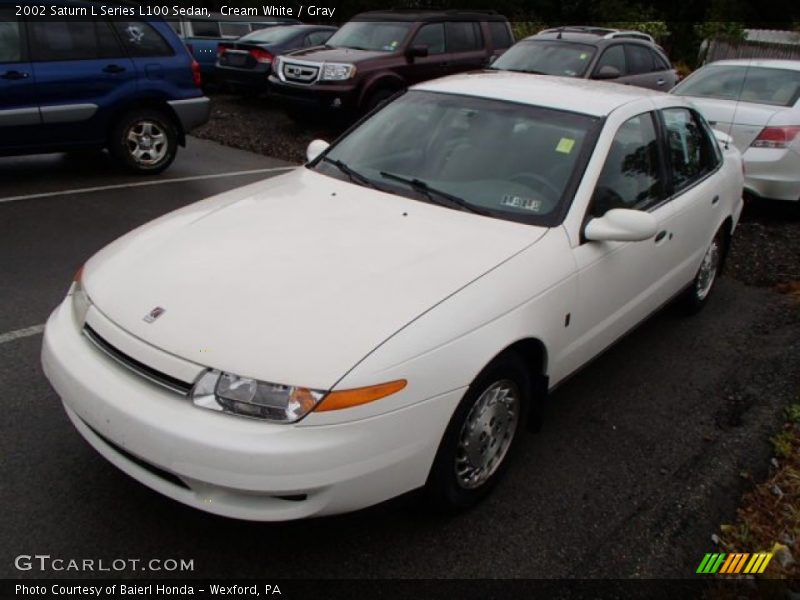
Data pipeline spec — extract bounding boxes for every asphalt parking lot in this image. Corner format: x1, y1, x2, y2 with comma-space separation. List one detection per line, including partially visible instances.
2, 137, 799, 580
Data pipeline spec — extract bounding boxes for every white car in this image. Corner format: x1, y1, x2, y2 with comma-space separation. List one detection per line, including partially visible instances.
672, 59, 800, 202
42, 73, 744, 521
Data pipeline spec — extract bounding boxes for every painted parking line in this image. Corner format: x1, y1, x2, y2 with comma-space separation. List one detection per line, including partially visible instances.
0, 324, 45, 345
0, 166, 297, 204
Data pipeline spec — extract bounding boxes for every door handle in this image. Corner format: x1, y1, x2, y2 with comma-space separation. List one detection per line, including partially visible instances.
711, 195, 720, 205
654, 230, 667, 242
1, 70, 29, 80
656, 79, 665, 86
103, 64, 127, 74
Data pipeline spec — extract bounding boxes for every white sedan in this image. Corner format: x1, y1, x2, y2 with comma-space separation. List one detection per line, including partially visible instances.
42, 73, 744, 521
672, 59, 800, 202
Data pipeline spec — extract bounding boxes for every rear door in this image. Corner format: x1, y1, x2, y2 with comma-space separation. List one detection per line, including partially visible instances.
28, 14, 136, 147
0, 9, 40, 150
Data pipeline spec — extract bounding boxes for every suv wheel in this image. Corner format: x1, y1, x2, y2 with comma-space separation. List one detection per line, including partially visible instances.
425, 352, 530, 511
111, 109, 178, 174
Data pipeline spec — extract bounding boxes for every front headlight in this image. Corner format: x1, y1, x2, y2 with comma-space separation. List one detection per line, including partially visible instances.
191, 370, 324, 423
320, 62, 356, 81
70, 266, 91, 326
191, 370, 407, 423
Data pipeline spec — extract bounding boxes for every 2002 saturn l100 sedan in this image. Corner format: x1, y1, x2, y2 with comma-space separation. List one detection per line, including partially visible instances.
42, 73, 744, 521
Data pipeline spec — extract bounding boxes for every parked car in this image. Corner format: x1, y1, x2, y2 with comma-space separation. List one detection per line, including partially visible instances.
491, 26, 678, 91
216, 25, 336, 93
268, 10, 515, 115
671, 59, 800, 202
43, 72, 743, 521
0, 3, 209, 173
167, 14, 300, 82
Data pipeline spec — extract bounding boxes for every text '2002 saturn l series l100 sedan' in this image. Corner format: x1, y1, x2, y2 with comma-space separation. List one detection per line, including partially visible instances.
42, 72, 744, 521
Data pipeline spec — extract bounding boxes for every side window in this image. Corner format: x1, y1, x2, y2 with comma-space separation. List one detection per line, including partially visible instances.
190, 21, 221, 38
112, 21, 174, 57
0, 11, 22, 62
306, 31, 332, 46
594, 44, 626, 77
412, 23, 445, 54
29, 20, 123, 61
591, 113, 663, 216
625, 44, 654, 75
488, 21, 512, 49
445, 22, 482, 52
652, 50, 670, 71
662, 108, 719, 192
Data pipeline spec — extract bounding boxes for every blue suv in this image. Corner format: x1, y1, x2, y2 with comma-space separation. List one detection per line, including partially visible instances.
0, 2, 210, 173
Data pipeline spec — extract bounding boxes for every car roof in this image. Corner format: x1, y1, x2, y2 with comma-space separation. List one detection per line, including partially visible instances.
701, 59, 800, 71
526, 32, 657, 48
414, 71, 666, 117
352, 9, 508, 22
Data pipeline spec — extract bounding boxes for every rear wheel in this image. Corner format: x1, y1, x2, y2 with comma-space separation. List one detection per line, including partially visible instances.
682, 226, 727, 313
425, 352, 530, 511
110, 109, 178, 174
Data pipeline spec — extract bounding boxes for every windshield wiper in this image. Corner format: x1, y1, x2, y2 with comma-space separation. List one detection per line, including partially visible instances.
379, 171, 490, 216
322, 157, 382, 190
496, 67, 548, 75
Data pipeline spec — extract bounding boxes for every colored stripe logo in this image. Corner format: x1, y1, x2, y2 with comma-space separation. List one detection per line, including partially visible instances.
696, 552, 773, 574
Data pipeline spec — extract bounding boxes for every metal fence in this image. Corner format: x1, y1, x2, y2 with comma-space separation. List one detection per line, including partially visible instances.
702, 40, 800, 65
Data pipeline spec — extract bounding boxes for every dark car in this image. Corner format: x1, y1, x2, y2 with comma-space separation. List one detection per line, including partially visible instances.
491, 26, 678, 91
268, 10, 514, 116
0, 1, 209, 174
216, 25, 336, 93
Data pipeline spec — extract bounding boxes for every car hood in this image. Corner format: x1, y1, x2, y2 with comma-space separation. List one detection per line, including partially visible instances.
84, 169, 547, 390
281, 47, 392, 63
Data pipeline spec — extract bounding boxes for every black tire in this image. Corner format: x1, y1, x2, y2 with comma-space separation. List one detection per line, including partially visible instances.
110, 109, 178, 175
362, 88, 396, 114
681, 226, 727, 314
425, 352, 531, 511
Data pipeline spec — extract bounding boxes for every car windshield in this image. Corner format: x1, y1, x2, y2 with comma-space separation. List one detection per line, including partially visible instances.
674, 65, 800, 107
491, 40, 597, 77
240, 26, 300, 44
325, 21, 411, 52
312, 90, 601, 225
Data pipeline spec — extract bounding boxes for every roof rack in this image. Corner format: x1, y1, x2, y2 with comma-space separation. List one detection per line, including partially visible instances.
538, 26, 655, 44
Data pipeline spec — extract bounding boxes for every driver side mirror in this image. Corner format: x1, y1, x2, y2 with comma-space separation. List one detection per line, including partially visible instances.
593, 65, 621, 80
584, 208, 658, 242
306, 139, 329, 163
405, 45, 429, 60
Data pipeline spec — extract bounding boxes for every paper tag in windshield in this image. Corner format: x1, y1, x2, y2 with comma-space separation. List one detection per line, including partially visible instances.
556, 138, 575, 154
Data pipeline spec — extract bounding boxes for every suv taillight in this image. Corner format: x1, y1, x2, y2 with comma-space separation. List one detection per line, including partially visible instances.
249, 47, 273, 64
751, 126, 800, 149
191, 59, 202, 88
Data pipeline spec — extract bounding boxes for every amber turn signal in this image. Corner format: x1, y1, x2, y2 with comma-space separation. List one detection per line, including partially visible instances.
315, 380, 407, 412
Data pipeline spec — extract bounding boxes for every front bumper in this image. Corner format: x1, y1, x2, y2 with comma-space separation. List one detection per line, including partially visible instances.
167, 96, 211, 133
41, 299, 463, 521
267, 77, 358, 110
742, 146, 800, 202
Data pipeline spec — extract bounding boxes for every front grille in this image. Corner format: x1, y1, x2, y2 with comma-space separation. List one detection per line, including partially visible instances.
282, 61, 319, 84
85, 421, 190, 490
83, 325, 193, 396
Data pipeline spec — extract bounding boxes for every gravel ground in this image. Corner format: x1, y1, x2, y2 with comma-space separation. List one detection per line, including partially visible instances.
195, 92, 800, 290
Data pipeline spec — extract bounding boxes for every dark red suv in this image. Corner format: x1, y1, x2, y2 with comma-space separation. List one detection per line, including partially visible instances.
268, 10, 514, 115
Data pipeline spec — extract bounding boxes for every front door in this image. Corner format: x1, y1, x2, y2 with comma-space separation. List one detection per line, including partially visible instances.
0, 9, 40, 150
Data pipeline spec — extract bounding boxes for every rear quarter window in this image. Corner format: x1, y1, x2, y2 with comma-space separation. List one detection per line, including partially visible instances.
445, 22, 482, 52
113, 21, 174, 57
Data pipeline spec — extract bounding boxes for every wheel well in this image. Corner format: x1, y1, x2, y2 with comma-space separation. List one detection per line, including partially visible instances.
501, 338, 548, 432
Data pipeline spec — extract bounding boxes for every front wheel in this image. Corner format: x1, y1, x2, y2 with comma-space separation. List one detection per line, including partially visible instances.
425, 352, 530, 511
110, 109, 178, 174
682, 226, 726, 313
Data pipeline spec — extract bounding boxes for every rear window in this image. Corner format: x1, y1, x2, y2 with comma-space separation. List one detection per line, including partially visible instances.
488, 21, 513, 49
240, 26, 300, 45
190, 20, 221, 38
220, 22, 251, 38
675, 65, 800, 107
113, 21, 174, 57
492, 40, 596, 77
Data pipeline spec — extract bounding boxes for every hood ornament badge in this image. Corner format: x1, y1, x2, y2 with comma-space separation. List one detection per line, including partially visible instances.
143, 306, 166, 323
